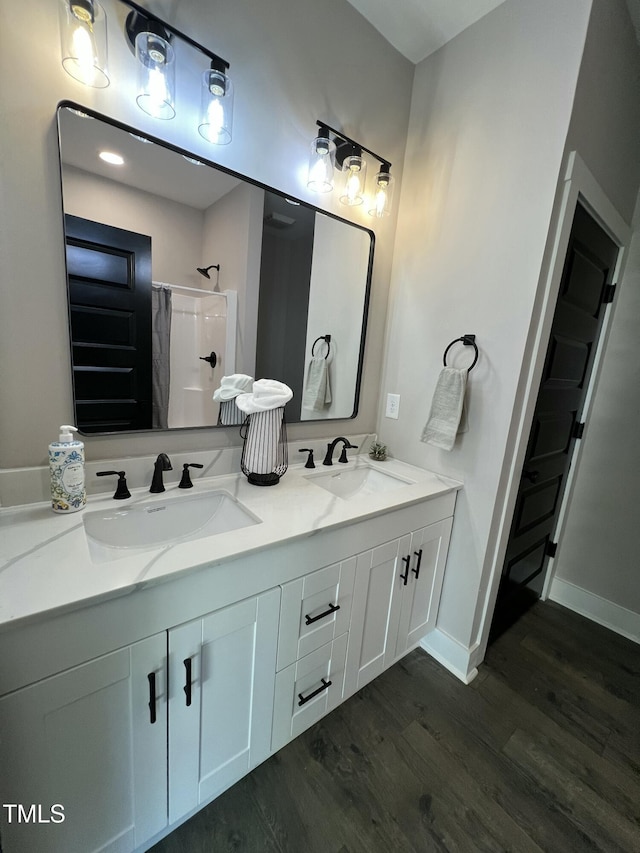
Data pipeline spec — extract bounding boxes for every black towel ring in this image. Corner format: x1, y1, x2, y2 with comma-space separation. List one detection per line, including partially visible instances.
312, 334, 332, 360
443, 334, 479, 373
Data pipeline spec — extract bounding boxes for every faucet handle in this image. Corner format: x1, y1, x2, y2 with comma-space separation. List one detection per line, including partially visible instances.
298, 448, 315, 469
97, 470, 131, 500
179, 463, 204, 489
338, 442, 358, 464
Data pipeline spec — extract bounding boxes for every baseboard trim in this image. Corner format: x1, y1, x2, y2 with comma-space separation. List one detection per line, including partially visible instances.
549, 578, 640, 645
420, 628, 478, 684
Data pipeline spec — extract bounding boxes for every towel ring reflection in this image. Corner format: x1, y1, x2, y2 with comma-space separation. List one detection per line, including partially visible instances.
312, 334, 332, 360
443, 334, 478, 373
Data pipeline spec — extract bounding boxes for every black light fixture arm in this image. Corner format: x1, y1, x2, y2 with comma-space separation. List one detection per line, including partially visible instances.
120, 0, 230, 71
316, 120, 391, 170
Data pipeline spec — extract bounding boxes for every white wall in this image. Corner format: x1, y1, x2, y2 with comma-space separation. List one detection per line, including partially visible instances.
378, 0, 592, 661
202, 183, 264, 376
302, 216, 372, 419
0, 0, 412, 471
62, 166, 204, 286
565, 0, 640, 226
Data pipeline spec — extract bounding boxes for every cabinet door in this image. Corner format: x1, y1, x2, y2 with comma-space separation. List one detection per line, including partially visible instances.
344, 534, 410, 697
394, 517, 453, 658
0, 634, 167, 853
168, 588, 280, 824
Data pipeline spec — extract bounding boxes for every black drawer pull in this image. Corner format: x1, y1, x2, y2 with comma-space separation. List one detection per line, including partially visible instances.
298, 678, 332, 707
183, 657, 192, 707
412, 549, 423, 579
305, 603, 341, 626
400, 555, 410, 586
147, 672, 157, 725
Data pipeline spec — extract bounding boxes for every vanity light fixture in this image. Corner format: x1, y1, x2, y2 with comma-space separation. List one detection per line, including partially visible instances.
339, 145, 367, 207
59, 0, 110, 88
198, 60, 234, 145
308, 120, 394, 216
369, 163, 395, 218
307, 125, 336, 193
130, 15, 176, 120
120, 0, 232, 141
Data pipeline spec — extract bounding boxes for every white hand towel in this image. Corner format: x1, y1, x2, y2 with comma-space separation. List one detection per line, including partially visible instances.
302, 356, 331, 411
236, 379, 293, 414
213, 374, 254, 401
421, 367, 467, 451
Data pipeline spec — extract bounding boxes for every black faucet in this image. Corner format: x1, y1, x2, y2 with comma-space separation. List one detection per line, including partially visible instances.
150, 453, 172, 493
322, 437, 358, 466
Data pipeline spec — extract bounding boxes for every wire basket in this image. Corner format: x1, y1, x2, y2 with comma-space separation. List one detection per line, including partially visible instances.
218, 398, 246, 425
240, 407, 288, 486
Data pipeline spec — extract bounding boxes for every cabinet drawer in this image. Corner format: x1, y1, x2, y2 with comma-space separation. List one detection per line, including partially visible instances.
272, 633, 348, 752
277, 557, 355, 671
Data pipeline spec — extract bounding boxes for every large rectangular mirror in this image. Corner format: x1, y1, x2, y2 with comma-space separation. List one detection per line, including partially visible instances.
57, 103, 374, 434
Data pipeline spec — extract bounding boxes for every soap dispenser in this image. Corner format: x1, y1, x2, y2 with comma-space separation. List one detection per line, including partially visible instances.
49, 425, 86, 513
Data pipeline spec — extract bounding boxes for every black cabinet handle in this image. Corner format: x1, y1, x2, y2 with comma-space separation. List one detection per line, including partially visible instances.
400, 555, 410, 586
305, 603, 341, 626
147, 672, 157, 724
298, 678, 332, 707
522, 469, 539, 483
412, 549, 423, 579
183, 658, 192, 707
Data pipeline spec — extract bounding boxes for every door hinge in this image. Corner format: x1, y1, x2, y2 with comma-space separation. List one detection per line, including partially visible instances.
602, 284, 617, 304
546, 541, 558, 558
573, 421, 585, 440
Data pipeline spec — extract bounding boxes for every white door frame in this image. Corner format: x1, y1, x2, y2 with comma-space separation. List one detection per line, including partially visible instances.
473, 151, 631, 666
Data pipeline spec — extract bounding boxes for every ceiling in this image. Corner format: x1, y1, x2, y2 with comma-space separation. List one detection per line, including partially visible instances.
346, 0, 640, 64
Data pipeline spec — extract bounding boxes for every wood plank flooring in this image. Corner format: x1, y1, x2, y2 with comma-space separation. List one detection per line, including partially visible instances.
150, 602, 640, 853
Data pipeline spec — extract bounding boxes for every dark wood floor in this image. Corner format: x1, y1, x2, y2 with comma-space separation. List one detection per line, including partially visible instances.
151, 602, 640, 853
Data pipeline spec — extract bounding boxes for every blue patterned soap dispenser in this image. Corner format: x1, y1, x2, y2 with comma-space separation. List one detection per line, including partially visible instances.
49, 425, 86, 513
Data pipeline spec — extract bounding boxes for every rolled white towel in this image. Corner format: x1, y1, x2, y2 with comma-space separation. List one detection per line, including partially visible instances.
236, 379, 293, 414
213, 374, 254, 401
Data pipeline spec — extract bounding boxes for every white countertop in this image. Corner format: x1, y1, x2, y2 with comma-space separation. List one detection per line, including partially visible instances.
0, 458, 461, 633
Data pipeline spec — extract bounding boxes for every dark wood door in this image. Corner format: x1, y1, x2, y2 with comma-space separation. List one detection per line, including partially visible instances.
492, 203, 619, 638
65, 215, 152, 432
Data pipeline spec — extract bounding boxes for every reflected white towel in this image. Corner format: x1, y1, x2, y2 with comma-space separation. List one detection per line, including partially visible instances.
236, 379, 293, 414
213, 374, 254, 401
421, 367, 467, 451
302, 357, 331, 411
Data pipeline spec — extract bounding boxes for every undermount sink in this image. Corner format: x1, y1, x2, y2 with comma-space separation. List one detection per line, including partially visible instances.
305, 461, 414, 500
84, 489, 260, 561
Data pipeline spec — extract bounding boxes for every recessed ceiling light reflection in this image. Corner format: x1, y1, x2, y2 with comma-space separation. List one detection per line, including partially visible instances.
99, 151, 125, 165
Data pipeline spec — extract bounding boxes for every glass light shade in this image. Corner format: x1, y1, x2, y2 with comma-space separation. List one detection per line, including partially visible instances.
59, 0, 109, 88
135, 30, 175, 120
368, 169, 395, 217
307, 133, 336, 192
198, 68, 234, 145
339, 154, 367, 206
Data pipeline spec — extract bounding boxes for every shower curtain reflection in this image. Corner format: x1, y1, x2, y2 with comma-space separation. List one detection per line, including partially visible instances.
151, 285, 172, 429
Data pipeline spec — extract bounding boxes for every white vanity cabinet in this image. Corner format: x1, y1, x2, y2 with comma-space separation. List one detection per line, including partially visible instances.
344, 517, 453, 697
0, 466, 459, 853
0, 633, 168, 853
167, 589, 280, 824
0, 588, 280, 853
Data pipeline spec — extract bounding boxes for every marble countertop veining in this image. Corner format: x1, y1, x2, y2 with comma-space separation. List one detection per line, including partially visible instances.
0, 458, 461, 633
